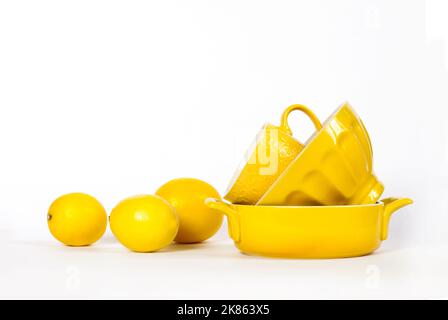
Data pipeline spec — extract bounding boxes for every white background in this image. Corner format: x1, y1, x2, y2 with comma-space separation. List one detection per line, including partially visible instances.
1, 0, 448, 299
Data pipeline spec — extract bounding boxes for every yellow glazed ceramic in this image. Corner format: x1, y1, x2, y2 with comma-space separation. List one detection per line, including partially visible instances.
258, 102, 384, 206
224, 104, 322, 205
206, 197, 413, 259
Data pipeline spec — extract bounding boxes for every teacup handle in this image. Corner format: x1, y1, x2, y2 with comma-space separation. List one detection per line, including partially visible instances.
280, 104, 322, 135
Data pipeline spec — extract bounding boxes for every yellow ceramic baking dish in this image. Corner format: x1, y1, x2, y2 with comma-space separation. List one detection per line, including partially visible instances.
205, 197, 413, 259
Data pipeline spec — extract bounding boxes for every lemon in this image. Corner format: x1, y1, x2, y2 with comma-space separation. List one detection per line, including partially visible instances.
156, 178, 223, 244
48, 193, 107, 246
109, 195, 179, 252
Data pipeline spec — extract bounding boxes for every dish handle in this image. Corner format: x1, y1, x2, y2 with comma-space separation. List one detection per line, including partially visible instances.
381, 198, 413, 240
205, 198, 241, 243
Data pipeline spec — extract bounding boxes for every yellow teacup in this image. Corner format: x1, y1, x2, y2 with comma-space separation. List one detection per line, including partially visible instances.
258, 102, 384, 206
224, 104, 322, 205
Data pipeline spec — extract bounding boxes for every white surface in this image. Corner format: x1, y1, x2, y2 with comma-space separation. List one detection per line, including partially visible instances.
2, 233, 448, 300
1, 0, 448, 299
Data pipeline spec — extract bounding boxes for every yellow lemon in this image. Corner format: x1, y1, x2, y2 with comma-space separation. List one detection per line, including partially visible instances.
156, 178, 223, 244
48, 193, 107, 246
109, 195, 179, 252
